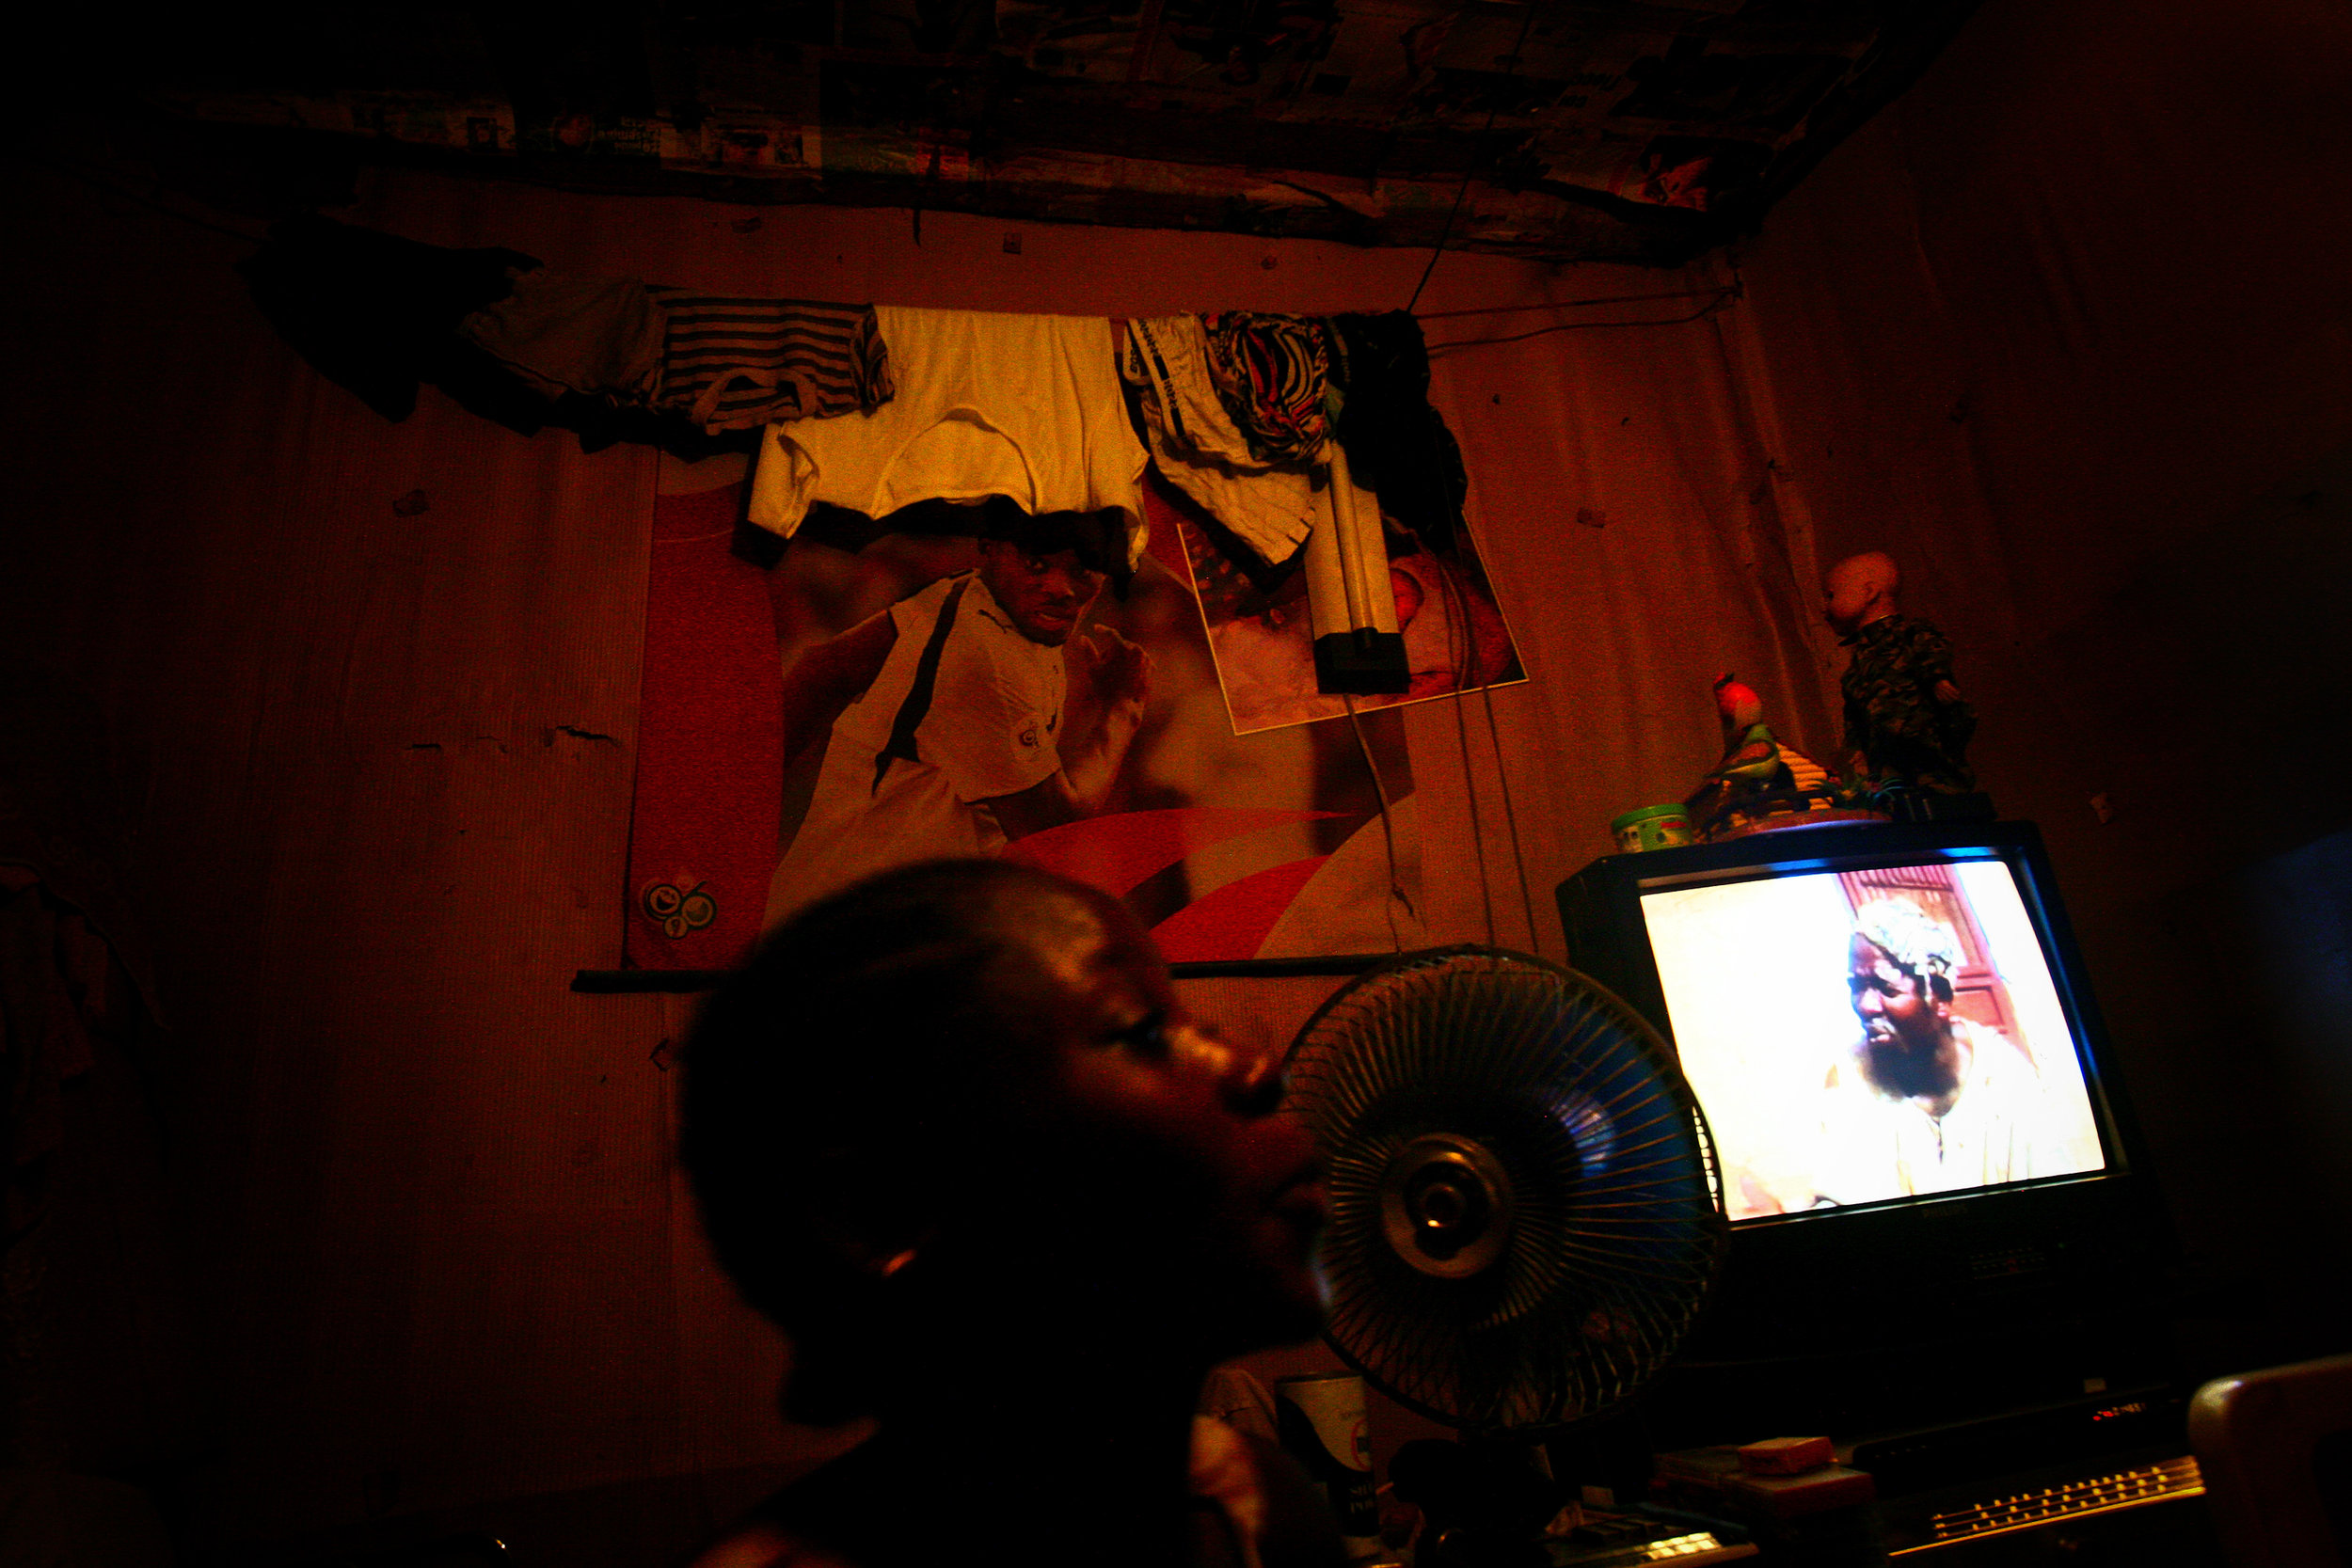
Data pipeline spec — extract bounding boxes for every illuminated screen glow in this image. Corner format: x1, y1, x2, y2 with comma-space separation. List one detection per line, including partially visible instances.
1640, 858, 2106, 1222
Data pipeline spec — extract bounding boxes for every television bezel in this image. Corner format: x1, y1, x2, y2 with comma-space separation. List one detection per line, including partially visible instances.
1556, 819, 2169, 1377
1579, 819, 2133, 1225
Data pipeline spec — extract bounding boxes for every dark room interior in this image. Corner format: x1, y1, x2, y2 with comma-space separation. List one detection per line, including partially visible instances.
5, 1, 2351, 1564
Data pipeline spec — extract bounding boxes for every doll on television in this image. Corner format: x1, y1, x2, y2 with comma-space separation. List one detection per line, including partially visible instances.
1822, 552, 1982, 810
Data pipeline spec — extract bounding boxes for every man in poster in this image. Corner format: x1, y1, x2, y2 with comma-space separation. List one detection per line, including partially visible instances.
763, 503, 1150, 926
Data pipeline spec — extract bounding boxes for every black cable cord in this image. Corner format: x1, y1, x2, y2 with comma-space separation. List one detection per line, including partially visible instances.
1425, 286, 1740, 355
1481, 675, 1540, 948
1403, 0, 1539, 316
1343, 693, 1414, 951
1404, 173, 1477, 318
1414, 286, 1730, 322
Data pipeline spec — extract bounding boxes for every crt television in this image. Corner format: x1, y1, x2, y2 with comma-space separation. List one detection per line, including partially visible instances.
1556, 820, 2171, 1435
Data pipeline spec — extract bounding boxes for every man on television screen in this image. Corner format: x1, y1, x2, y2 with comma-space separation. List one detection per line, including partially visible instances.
1812, 899, 2062, 1206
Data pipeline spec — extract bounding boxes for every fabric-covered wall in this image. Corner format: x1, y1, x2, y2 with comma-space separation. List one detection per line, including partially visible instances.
0, 153, 1807, 1558
7, 0, 2352, 1554
1722, 0, 2352, 1368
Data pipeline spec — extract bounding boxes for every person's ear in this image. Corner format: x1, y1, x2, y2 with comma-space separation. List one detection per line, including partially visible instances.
805, 1145, 942, 1281
837, 1234, 932, 1280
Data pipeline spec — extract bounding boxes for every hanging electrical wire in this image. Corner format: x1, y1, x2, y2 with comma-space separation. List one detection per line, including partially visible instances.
1426, 285, 1740, 355
1479, 678, 1541, 949
1394, 0, 1538, 944
1403, 0, 1540, 316
1414, 286, 1733, 322
1428, 539, 1500, 947
1343, 694, 1413, 953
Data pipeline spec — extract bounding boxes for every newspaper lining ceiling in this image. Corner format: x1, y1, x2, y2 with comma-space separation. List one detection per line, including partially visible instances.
137, 0, 1979, 264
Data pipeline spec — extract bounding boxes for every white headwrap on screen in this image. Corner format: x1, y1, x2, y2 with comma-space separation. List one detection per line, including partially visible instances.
1853, 899, 1962, 987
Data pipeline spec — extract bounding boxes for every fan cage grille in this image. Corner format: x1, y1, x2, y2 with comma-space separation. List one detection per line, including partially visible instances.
1284, 946, 1724, 1435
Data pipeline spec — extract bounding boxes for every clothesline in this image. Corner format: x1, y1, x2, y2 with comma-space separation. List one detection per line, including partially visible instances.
421, 234, 1468, 567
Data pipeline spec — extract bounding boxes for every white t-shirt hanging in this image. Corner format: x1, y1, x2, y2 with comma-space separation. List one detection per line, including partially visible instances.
748, 307, 1149, 568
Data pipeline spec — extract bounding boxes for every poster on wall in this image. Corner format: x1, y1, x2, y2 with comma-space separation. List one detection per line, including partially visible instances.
622, 475, 1427, 972
1146, 483, 1525, 735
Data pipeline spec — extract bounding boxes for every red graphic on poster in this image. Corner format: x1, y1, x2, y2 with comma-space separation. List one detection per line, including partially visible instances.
622, 482, 782, 971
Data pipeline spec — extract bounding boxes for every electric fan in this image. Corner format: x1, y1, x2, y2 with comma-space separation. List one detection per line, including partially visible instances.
1282, 945, 1724, 1438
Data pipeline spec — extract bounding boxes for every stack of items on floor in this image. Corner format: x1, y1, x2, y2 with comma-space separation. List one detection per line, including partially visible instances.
240, 217, 1469, 697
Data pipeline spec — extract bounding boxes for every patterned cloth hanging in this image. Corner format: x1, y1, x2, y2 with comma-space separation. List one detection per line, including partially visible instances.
1200, 311, 1340, 464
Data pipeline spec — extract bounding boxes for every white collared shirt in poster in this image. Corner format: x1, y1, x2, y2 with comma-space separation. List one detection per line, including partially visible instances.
765, 573, 1066, 927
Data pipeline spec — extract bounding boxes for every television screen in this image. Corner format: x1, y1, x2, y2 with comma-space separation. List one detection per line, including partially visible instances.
1638, 855, 2107, 1222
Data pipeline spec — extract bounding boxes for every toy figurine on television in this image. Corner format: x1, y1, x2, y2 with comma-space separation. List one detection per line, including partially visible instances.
1822, 551, 1994, 821
1683, 673, 1844, 840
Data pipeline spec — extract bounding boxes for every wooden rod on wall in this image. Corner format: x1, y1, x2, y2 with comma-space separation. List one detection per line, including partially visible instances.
571, 953, 1395, 992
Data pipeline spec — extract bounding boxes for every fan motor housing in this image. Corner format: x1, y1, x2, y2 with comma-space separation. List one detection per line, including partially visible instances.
1380, 1133, 1516, 1279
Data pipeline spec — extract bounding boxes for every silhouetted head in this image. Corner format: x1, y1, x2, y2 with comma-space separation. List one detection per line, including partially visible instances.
680, 860, 1325, 1422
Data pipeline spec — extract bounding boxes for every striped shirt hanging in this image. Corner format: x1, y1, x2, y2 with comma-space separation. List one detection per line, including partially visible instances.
646, 289, 895, 433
